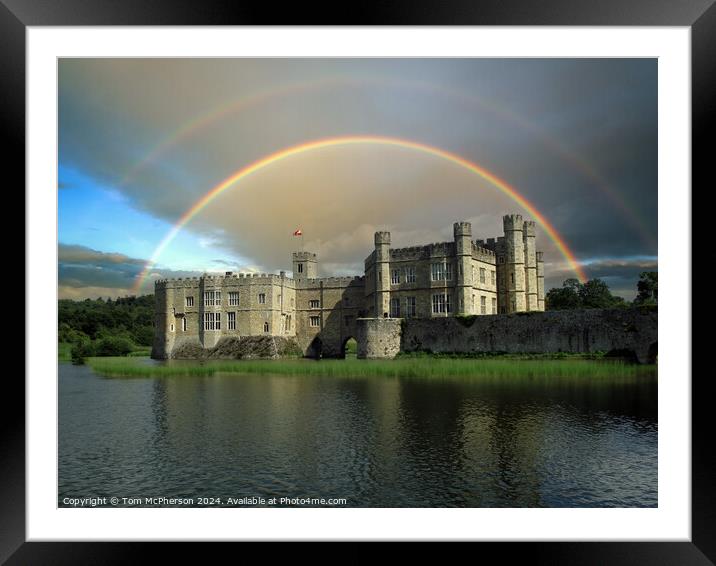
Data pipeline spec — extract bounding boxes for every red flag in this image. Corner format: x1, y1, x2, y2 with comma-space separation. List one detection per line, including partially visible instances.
293, 229, 303, 236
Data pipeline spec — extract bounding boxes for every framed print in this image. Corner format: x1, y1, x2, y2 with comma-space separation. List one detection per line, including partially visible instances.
7, 0, 713, 560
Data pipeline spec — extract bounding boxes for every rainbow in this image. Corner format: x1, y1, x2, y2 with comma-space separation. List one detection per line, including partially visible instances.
117, 75, 655, 250
133, 135, 587, 293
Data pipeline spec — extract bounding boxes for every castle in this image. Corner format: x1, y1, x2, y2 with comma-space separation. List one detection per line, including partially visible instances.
152, 214, 546, 359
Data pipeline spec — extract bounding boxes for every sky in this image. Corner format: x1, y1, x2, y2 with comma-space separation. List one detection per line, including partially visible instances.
58, 58, 657, 300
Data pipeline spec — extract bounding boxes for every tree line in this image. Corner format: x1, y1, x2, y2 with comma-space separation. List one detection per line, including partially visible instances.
59, 295, 154, 362
545, 271, 657, 310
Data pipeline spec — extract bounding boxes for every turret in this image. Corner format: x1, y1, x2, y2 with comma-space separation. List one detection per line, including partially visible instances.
151, 279, 176, 359
453, 221, 473, 314
536, 251, 545, 311
374, 231, 391, 317
503, 214, 526, 312
292, 251, 317, 280
523, 220, 538, 311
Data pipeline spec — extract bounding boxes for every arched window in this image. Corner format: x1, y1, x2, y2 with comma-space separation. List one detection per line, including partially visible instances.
264, 321, 269, 333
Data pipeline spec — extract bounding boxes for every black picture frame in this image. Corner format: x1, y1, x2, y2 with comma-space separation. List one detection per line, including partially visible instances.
6, 0, 712, 560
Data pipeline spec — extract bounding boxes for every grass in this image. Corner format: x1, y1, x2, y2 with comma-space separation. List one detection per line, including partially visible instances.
128, 346, 152, 357
88, 356, 656, 379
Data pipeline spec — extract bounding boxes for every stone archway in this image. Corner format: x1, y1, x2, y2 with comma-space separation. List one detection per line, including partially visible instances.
341, 336, 358, 359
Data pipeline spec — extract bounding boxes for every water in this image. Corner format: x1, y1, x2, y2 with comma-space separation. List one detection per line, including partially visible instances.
59, 363, 657, 507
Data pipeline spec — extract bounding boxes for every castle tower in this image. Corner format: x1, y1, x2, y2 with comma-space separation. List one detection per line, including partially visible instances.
454, 221, 473, 315
503, 214, 526, 312
536, 251, 545, 311
523, 220, 538, 311
151, 280, 177, 359
292, 251, 317, 280
374, 231, 391, 317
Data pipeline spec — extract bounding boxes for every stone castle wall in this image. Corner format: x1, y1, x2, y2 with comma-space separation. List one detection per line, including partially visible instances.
366, 308, 657, 363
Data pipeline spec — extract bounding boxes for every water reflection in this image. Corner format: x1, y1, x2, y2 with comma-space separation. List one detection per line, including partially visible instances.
59, 365, 657, 507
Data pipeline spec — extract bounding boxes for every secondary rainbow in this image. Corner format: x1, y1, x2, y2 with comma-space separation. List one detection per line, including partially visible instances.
133, 135, 587, 293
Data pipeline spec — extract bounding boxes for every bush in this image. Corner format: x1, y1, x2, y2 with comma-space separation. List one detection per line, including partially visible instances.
94, 336, 135, 357
71, 339, 96, 365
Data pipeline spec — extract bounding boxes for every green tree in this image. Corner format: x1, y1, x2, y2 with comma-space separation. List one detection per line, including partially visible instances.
94, 336, 134, 357
579, 278, 625, 309
71, 338, 96, 365
634, 271, 657, 305
546, 277, 626, 310
545, 278, 583, 310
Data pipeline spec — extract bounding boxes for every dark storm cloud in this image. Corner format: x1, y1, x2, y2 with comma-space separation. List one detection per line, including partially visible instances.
59, 58, 657, 293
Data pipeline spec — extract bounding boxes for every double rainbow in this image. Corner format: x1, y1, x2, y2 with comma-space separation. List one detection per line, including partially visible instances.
133, 135, 587, 293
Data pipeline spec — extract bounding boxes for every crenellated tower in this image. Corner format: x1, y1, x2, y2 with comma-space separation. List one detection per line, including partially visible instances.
536, 251, 545, 311
292, 251, 317, 279
503, 214, 526, 313
453, 221, 473, 315
151, 280, 176, 359
374, 231, 391, 317
523, 220, 538, 311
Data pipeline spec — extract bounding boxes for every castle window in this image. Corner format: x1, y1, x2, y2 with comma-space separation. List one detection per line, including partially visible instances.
431, 262, 452, 281
227, 311, 236, 330
480, 268, 486, 284
297, 263, 303, 274
285, 315, 291, 332
228, 292, 239, 306
203, 291, 221, 306
391, 269, 401, 285
480, 295, 486, 315
182, 318, 187, 332
204, 312, 220, 330
511, 273, 515, 284
492, 297, 497, 314
432, 293, 452, 314
310, 315, 320, 327
258, 293, 266, 304
264, 321, 270, 333
405, 296, 416, 317
498, 256, 505, 264
431, 263, 443, 281
170, 323, 175, 332
511, 300, 516, 311
309, 299, 320, 309
390, 297, 401, 318
491, 270, 496, 286
405, 266, 416, 283
186, 296, 194, 307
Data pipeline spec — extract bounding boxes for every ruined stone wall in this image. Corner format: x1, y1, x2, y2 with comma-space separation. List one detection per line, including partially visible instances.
400, 308, 658, 363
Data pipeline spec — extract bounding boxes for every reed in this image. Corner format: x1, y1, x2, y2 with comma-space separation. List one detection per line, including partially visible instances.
88, 356, 656, 379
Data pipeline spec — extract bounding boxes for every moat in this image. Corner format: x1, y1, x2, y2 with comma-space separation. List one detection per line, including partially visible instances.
59, 362, 657, 508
